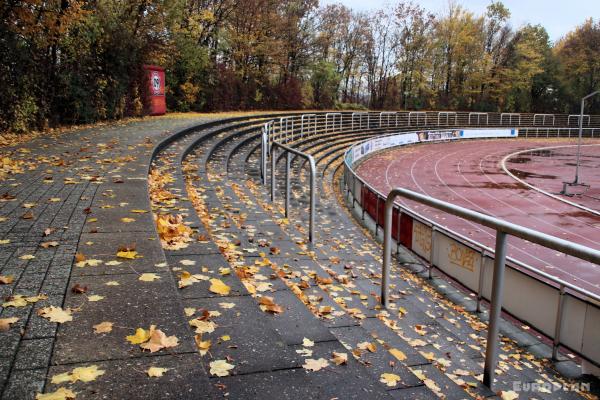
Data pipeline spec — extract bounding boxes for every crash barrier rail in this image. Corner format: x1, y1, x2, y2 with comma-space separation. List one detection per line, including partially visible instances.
342, 128, 600, 385
382, 187, 600, 388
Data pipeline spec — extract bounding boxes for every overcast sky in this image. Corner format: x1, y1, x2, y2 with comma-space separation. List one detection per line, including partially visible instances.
319, 0, 598, 42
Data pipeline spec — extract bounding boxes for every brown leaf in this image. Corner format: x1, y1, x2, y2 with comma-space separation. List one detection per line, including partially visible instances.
21, 211, 34, 219
71, 284, 88, 294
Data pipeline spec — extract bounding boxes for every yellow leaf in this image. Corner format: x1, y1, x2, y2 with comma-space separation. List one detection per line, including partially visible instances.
93, 321, 113, 334
209, 360, 234, 377
70, 365, 105, 382
147, 367, 169, 377
87, 295, 104, 302
500, 391, 519, 400
139, 273, 160, 282
38, 306, 72, 323
36, 387, 76, 400
220, 335, 230, 341
331, 352, 348, 365
121, 217, 135, 223
116, 250, 137, 259
389, 348, 407, 361
0, 274, 14, 284
0, 239, 10, 244
380, 373, 401, 387
219, 302, 235, 309
209, 279, 230, 295
303, 358, 329, 372
131, 209, 148, 214
189, 319, 216, 334
0, 317, 19, 332
302, 338, 315, 347
19, 254, 35, 260
51, 365, 105, 384
184, 307, 196, 316
105, 281, 120, 286
126, 326, 154, 344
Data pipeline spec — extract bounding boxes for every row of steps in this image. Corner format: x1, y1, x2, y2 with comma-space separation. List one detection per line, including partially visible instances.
148, 114, 596, 399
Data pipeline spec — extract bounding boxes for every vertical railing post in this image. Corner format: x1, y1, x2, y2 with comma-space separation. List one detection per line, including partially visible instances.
396, 208, 401, 254
552, 285, 566, 360
308, 155, 316, 243
476, 249, 486, 312
375, 196, 380, 236
285, 151, 291, 218
271, 145, 276, 201
262, 128, 268, 185
428, 227, 436, 279
483, 230, 508, 389
381, 193, 395, 308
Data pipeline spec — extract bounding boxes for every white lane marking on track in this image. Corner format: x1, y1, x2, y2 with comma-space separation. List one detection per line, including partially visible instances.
454, 154, 600, 247
478, 150, 600, 233
433, 150, 598, 290
501, 144, 600, 217
380, 143, 598, 292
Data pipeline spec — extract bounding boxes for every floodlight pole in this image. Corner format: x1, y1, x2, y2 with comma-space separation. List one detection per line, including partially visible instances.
574, 91, 599, 184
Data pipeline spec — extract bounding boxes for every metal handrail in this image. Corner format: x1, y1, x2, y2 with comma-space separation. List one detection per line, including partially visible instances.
382, 187, 600, 388
270, 141, 316, 242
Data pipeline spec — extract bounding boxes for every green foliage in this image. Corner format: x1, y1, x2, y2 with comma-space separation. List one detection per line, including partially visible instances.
310, 61, 341, 108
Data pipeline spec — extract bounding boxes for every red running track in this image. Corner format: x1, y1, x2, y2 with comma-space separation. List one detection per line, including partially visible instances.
355, 138, 600, 296
505, 144, 600, 212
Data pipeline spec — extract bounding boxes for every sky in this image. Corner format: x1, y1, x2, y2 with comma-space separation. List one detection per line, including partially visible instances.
319, 0, 599, 42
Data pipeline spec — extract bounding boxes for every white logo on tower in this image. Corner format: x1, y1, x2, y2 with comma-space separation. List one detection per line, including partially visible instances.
151, 71, 161, 95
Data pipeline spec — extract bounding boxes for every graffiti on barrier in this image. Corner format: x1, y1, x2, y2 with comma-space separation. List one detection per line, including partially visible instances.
448, 243, 476, 272
413, 223, 432, 256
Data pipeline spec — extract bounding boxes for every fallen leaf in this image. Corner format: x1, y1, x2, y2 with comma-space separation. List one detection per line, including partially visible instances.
121, 217, 135, 223
0, 274, 14, 284
303, 358, 329, 372
38, 306, 73, 323
189, 319, 216, 334
258, 296, 283, 314
35, 387, 76, 400
180, 259, 196, 266
389, 348, 407, 361
209, 360, 234, 377
139, 329, 179, 353
147, 367, 169, 377
116, 250, 137, 259
19, 254, 35, 260
0, 317, 19, 332
126, 326, 154, 344
51, 365, 105, 384
380, 373, 401, 387
302, 338, 315, 347
500, 391, 519, 400
40, 241, 59, 248
332, 352, 348, 365
93, 321, 113, 334
219, 302, 235, 309
71, 284, 88, 294
209, 278, 230, 295
87, 295, 104, 302
139, 273, 160, 282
